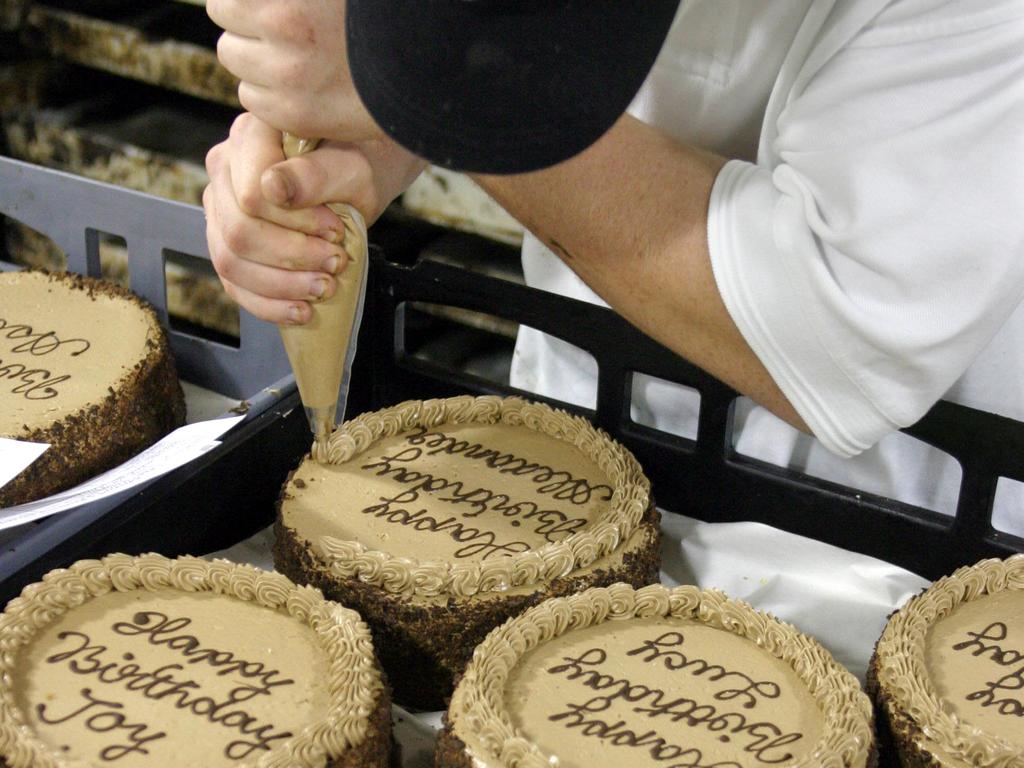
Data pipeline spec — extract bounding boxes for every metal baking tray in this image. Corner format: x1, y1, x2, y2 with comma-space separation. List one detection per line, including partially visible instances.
16, 0, 238, 106
1, 154, 1022, 608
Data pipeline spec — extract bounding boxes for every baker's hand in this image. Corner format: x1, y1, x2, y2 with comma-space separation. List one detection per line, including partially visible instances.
203, 113, 426, 324
207, 0, 376, 141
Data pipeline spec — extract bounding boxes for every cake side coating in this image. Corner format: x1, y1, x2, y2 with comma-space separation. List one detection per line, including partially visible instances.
276, 501, 661, 709
0, 271, 186, 507
866, 642, 934, 768
434, 714, 474, 768
439, 583, 877, 768
868, 555, 1024, 768
0, 553, 390, 768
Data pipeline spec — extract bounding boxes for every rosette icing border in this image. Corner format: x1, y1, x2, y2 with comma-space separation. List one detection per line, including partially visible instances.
449, 582, 874, 768
873, 554, 1024, 767
308, 395, 651, 598
0, 553, 384, 768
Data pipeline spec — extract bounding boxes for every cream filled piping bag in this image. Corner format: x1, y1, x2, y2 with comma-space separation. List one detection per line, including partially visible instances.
277, 134, 369, 463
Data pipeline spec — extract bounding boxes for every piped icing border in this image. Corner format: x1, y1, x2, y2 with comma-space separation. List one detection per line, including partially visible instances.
449, 582, 873, 768
304, 396, 651, 598
873, 554, 1024, 767
0, 553, 383, 768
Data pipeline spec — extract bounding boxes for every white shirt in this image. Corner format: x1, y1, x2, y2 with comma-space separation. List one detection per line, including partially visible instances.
510, 0, 1024, 529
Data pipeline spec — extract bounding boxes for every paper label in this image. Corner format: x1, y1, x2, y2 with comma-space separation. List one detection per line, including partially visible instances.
0, 437, 50, 491
0, 416, 244, 529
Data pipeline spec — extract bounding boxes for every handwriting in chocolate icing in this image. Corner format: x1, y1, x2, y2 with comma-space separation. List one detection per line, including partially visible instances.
362, 488, 533, 559
952, 621, 1024, 717
37, 687, 166, 761
0, 317, 91, 357
111, 612, 295, 694
0, 317, 90, 401
403, 426, 615, 504
627, 632, 781, 709
41, 611, 297, 762
0, 358, 72, 400
362, 446, 591, 543
542, 632, 803, 766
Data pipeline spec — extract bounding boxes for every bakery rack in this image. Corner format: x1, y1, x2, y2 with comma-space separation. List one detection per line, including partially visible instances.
1, 155, 1022, 606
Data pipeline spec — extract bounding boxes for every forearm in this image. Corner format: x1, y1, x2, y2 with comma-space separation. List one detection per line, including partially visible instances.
473, 114, 807, 431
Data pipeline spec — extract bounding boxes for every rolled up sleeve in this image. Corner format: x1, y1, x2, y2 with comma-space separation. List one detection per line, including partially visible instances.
708, 6, 1024, 456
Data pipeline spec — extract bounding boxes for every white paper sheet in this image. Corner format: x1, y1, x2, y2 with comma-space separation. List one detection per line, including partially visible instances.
0, 416, 245, 528
658, 514, 930, 679
0, 437, 49, 491
206, 511, 932, 768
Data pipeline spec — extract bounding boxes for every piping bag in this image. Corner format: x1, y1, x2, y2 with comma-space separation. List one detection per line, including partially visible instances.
277, 134, 368, 463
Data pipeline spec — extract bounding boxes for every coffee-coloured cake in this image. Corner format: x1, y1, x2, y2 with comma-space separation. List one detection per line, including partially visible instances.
0, 553, 391, 767
275, 395, 660, 709
868, 554, 1024, 768
0, 270, 185, 506
437, 582, 876, 768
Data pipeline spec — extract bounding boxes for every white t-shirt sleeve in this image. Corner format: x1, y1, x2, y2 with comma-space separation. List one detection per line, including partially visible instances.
709, 3, 1024, 457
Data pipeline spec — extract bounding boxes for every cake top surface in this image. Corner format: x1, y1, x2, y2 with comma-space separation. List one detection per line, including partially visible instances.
874, 554, 1024, 767
279, 396, 650, 598
448, 583, 873, 768
0, 553, 383, 768
0, 271, 157, 436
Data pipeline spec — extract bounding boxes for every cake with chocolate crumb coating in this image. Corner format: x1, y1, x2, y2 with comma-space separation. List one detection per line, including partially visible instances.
0, 270, 185, 506
868, 555, 1024, 768
438, 583, 876, 768
0, 553, 392, 767
274, 395, 660, 710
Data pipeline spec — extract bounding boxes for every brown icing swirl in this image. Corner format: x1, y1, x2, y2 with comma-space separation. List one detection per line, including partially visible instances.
304, 396, 650, 598
873, 555, 1024, 767
0, 553, 383, 768
450, 583, 873, 768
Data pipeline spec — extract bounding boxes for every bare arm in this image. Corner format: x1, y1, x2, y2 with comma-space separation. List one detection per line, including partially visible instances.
204, 0, 803, 428
474, 114, 808, 431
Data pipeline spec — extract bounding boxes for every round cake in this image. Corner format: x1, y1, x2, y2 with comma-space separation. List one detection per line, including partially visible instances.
868, 554, 1024, 767
437, 582, 876, 768
0, 553, 391, 767
275, 395, 660, 709
0, 270, 185, 507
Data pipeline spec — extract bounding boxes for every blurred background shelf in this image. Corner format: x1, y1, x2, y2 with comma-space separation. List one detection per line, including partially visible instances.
18, 0, 237, 105
1, 0, 525, 373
